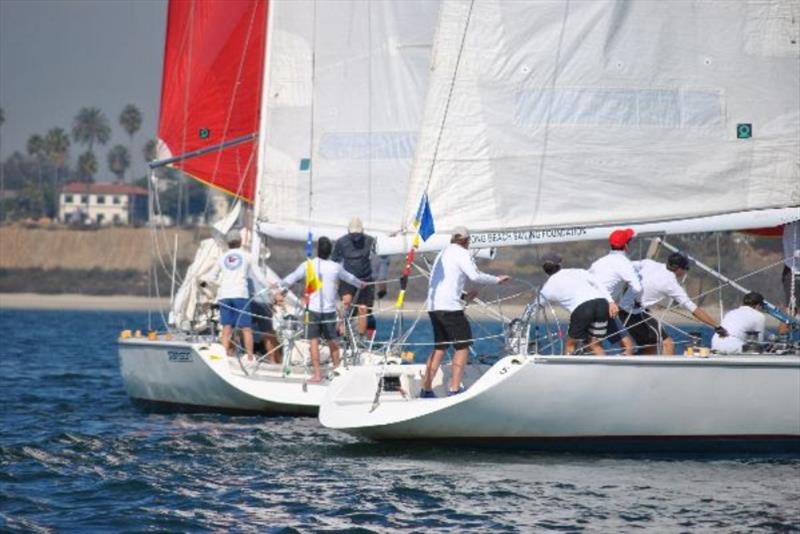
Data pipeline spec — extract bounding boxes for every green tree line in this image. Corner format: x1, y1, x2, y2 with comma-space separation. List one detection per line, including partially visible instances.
0, 105, 206, 224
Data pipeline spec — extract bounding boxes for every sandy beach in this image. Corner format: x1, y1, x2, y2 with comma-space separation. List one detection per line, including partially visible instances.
0, 293, 170, 311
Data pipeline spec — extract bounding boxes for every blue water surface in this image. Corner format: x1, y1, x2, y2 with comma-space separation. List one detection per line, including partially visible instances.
1, 308, 798, 532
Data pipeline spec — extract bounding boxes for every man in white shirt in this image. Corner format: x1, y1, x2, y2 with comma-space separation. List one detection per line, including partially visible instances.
779, 220, 799, 335
281, 236, 365, 383
712, 292, 766, 353
619, 252, 727, 355
205, 231, 270, 362
540, 252, 618, 356
589, 228, 642, 355
420, 226, 509, 398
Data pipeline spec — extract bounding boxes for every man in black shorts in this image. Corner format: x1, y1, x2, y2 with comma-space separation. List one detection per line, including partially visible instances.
539, 252, 617, 355
419, 227, 509, 397
332, 217, 379, 336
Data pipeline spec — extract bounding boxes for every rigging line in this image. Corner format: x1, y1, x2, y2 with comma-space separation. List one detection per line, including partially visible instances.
367, 0, 373, 225
307, 0, 318, 225
416, 0, 476, 206
210, 2, 262, 199
528, 0, 571, 228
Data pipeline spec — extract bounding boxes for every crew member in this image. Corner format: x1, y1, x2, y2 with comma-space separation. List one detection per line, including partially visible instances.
540, 252, 617, 356
420, 226, 509, 398
779, 220, 799, 335
205, 230, 270, 362
711, 292, 766, 353
281, 236, 365, 383
332, 217, 381, 337
620, 252, 727, 355
589, 228, 642, 355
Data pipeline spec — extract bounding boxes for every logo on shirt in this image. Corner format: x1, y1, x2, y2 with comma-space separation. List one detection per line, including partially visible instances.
224, 252, 244, 270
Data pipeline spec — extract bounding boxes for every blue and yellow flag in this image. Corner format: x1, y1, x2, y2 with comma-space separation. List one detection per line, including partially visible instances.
304, 231, 322, 295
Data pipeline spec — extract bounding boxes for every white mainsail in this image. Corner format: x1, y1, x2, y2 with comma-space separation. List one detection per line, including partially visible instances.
403, 0, 799, 240
256, 0, 441, 236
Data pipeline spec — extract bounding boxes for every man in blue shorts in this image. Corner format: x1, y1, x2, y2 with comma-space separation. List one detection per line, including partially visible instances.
206, 231, 269, 361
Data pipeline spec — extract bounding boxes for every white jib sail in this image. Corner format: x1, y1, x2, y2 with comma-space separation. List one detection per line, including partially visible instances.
256, 0, 441, 236
403, 0, 800, 241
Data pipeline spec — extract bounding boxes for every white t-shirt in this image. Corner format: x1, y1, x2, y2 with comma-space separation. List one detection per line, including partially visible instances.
426, 244, 500, 311
282, 258, 363, 313
540, 268, 613, 313
207, 249, 268, 301
711, 305, 765, 353
783, 220, 800, 271
620, 259, 697, 313
589, 250, 643, 303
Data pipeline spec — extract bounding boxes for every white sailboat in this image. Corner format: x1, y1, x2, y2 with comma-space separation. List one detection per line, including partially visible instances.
319, 0, 800, 448
118, 0, 441, 414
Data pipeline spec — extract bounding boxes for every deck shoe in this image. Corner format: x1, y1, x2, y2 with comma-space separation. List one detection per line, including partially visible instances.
447, 386, 465, 396
419, 389, 437, 399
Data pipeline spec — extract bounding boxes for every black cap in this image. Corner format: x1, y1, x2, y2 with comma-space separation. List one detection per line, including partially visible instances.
666, 252, 690, 271
541, 252, 562, 266
743, 292, 764, 307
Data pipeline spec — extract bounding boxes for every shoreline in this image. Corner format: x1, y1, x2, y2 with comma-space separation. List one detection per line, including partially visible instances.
0, 293, 170, 311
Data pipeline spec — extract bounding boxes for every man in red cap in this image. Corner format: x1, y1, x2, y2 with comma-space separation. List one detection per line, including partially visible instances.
589, 228, 642, 355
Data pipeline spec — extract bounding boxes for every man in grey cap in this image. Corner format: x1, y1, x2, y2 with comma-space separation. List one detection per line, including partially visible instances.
420, 226, 510, 397
539, 252, 617, 355
205, 229, 270, 362
332, 216, 383, 337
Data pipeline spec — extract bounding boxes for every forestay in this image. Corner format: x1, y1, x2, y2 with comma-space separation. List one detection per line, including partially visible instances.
256, 0, 441, 235
403, 0, 800, 238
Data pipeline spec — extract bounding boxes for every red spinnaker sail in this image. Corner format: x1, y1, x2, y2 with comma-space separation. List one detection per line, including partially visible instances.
157, 0, 268, 202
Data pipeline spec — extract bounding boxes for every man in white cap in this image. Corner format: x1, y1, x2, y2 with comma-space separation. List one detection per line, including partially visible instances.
205, 230, 270, 362
332, 216, 383, 337
420, 226, 510, 398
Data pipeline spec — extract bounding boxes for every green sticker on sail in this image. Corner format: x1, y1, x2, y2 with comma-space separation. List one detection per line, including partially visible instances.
736, 123, 752, 139
199, 128, 210, 140
299, 158, 311, 171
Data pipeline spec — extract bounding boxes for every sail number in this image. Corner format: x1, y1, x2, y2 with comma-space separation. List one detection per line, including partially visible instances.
168, 350, 193, 363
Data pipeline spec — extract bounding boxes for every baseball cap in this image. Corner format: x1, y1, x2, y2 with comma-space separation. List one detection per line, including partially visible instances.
226, 229, 242, 244
452, 226, 470, 239
666, 252, 690, 271
348, 217, 364, 233
541, 252, 562, 266
609, 228, 634, 249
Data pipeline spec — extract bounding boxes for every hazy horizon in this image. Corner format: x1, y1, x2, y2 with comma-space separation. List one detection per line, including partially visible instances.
0, 0, 166, 181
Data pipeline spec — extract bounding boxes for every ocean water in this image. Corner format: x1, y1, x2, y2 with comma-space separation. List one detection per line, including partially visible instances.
1, 308, 799, 532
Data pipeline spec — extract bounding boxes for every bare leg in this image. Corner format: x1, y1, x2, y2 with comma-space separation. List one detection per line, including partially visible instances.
565, 337, 578, 355
449, 348, 469, 392
221, 325, 233, 356
308, 338, 322, 382
662, 337, 675, 356
357, 304, 368, 336
340, 294, 353, 334
242, 328, 255, 361
328, 340, 341, 368
621, 335, 635, 356
587, 337, 605, 356
265, 333, 282, 364
422, 349, 446, 390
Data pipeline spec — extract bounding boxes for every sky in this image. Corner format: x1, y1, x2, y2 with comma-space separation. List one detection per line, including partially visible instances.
0, 0, 167, 180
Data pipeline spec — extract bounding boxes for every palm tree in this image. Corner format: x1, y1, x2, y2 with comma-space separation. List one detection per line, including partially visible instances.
46, 128, 70, 219
72, 107, 111, 156
107, 144, 131, 181
26, 134, 46, 205
119, 104, 142, 181
77, 150, 98, 182
142, 139, 157, 163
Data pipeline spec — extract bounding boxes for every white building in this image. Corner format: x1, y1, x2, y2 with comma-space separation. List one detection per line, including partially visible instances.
59, 182, 148, 225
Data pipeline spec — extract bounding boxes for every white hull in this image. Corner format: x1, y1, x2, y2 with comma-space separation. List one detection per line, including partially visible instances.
119, 337, 343, 415
320, 354, 800, 449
